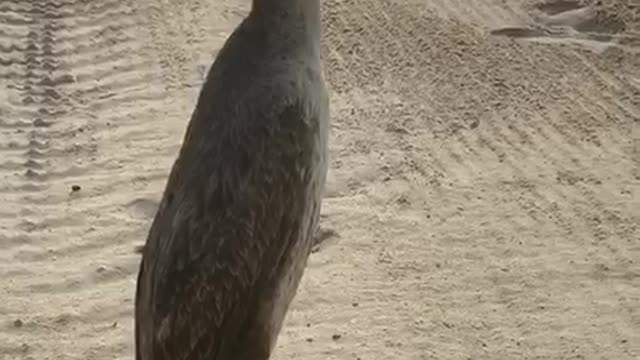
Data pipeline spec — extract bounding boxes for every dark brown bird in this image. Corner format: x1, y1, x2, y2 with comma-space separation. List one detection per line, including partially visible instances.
134, 0, 329, 359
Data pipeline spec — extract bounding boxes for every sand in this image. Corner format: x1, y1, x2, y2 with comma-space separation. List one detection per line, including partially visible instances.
0, 0, 638, 359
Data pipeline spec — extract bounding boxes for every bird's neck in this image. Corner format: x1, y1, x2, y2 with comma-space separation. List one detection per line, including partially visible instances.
250, 0, 321, 56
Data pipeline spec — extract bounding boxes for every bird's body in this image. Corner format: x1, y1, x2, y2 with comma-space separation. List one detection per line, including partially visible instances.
134, 1, 328, 359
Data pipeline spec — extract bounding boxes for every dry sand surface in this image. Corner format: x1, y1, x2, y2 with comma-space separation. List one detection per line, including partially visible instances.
1, 0, 639, 359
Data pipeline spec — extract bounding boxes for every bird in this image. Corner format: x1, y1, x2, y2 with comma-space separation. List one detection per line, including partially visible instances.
133, 0, 329, 359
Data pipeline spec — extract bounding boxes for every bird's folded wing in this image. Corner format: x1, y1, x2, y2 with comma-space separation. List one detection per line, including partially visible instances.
136, 101, 314, 360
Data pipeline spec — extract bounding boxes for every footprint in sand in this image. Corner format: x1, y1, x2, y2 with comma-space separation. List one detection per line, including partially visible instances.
489, 0, 633, 54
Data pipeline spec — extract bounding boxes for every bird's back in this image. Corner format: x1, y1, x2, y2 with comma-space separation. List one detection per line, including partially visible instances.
134, 10, 328, 360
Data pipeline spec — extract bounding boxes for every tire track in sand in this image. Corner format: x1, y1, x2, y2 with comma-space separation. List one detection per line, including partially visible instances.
316, 1, 639, 359
0, 1, 169, 359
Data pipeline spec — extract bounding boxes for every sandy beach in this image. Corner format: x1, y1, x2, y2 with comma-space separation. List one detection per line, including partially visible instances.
1, 0, 638, 359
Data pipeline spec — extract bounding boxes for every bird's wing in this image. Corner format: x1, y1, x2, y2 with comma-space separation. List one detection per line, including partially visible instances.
135, 100, 318, 360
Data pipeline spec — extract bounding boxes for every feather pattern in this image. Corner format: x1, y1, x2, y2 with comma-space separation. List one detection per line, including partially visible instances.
134, 1, 328, 359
